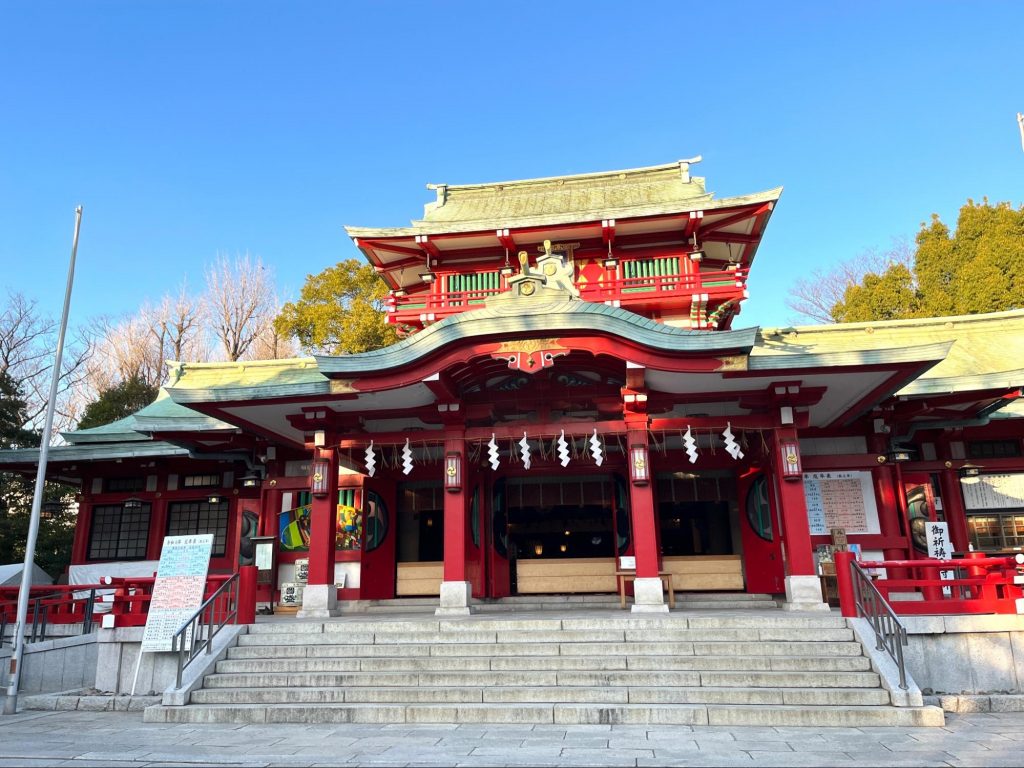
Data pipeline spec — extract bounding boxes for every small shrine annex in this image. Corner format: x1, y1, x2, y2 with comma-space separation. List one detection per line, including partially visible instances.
4, 157, 1024, 617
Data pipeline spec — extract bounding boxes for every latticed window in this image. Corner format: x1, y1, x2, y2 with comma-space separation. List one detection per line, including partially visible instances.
166, 499, 230, 556
967, 440, 1022, 459
967, 511, 1024, 551
182, 473, 222, 488
104, 476, 145, 493
88, 503, 151, 560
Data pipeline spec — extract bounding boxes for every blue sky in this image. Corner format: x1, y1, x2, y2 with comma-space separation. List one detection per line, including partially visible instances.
1, 1, 1022, 333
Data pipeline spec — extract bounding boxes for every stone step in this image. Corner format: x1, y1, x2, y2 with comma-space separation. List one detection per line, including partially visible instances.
143, 702, 944, 727
202, 668, 878, 690
236, 628, 854, 649
216, 653, 871, 674
228, 638, 864, 660
244, 614, 846, 636
190, 685, 891, 707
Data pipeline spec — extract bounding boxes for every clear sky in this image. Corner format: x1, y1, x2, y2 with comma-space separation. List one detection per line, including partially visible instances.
1, 1, 1022, 333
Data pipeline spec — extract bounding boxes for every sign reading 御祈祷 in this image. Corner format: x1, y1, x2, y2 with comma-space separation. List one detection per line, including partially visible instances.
141, 534, 214, 652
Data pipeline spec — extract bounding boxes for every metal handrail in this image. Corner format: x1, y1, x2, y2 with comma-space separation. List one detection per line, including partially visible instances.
171, 573, 239, 689
1, 588, 98, 645
849, 559, 909, 690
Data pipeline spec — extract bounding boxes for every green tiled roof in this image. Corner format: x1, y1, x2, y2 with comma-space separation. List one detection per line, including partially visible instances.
165, 357, 331, 404
346, 159, 782, 238
62, 389, 235, 445
756, 309, 1024, 396
0, 440, 190, 466
316, 296, 758, 376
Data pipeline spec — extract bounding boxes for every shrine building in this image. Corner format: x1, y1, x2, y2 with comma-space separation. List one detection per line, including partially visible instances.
3, 157, 1024, 617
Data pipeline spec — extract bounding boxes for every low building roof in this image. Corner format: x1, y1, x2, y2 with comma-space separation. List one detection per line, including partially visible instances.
756, 309, 1024, 398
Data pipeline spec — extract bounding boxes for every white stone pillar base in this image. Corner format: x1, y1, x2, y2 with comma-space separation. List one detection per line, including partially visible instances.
435, 580, 472, 616
781, 574, 831, 612
296, 584, 341, 618
630, 576, 670, 614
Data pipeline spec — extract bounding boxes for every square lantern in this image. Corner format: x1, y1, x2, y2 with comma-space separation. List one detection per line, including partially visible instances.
445, 452, 462, 493
310, 459, 331, 497
780, 440, 802, 481
629, 444, 650, 486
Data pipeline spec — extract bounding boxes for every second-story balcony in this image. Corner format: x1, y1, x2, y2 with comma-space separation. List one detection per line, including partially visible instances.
385, 257, 749, 334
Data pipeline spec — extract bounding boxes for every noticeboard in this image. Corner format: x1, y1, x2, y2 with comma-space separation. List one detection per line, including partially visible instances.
141, 534, 214, 652
803, 471, 880, 536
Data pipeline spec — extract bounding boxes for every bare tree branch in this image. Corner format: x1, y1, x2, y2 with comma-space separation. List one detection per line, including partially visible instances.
203, 253, 277, 362
785, 238, 913, 324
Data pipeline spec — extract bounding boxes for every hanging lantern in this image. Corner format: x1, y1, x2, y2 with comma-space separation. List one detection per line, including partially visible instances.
310, 459, 331, 497
780, 440, 802, 481
445, 452, 462, 492
629, 444, 650, 486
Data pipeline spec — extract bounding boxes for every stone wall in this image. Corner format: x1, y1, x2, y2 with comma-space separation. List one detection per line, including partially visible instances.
903, 615, 1024, 695
0, 633, 98, 693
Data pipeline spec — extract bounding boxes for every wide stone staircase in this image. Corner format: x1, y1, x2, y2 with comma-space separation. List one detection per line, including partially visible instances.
144, 609, 943, 727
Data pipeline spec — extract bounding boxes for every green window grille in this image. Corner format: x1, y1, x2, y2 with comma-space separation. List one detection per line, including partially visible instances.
621, 257, 680, 292
446, 271, 500, 305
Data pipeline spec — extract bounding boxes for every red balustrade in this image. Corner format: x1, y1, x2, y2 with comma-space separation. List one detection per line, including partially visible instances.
386, 264, 748, 330
835, 552, 1024, 617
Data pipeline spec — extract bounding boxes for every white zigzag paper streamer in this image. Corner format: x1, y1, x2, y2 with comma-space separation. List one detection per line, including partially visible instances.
365, 441, 377, 477
683, 426, 699, 464
589, 428, 604, 467
487, 433, 500, 471
401, 438, 413, 475
722, 422, 744, 460
519, 433, 531, 470
557, 430, 570, 467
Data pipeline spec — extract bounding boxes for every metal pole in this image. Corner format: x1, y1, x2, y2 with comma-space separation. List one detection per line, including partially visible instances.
3, 206, 82, 715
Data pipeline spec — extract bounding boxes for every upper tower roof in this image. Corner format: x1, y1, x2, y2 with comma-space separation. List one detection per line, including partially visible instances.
416, 158, 712, 228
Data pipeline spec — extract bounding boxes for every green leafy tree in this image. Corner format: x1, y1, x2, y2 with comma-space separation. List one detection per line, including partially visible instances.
275, 259, 399, 355
76, 375, 159, 431
827, 200, 1024, 323
0, 370, 76, 577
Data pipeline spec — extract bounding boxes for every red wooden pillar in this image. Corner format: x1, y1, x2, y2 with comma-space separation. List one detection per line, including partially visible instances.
939, 466, 970, 553
307, 447, 339, 587
442, 435, 467, 583
771, 427, 826, 609
438, 432, 472, 615
298, 447, 341, 617
626, 426, 660, 579
624, 419, 667, 613
869, 435, 909, 561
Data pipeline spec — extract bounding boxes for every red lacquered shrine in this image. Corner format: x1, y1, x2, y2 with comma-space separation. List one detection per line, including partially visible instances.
4, 158, 1024, 616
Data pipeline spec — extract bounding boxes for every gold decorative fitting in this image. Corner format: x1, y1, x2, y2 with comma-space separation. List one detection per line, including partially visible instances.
877, 455, 887, 464
520, 282, 536, 296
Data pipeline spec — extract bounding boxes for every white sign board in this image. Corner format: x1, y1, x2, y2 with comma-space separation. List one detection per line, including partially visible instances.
926, 521, 954, 596
803, 471, 880, 536
141, 534, 214, 652
962, 473, 1024, 510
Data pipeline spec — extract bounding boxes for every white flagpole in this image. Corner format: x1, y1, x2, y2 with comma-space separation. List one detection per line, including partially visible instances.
3, 206, 82, 715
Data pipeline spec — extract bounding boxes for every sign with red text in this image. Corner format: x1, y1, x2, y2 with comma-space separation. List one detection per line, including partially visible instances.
141, 534, 214, 652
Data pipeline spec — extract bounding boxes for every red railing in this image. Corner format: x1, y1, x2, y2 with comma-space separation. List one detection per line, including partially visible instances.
386, 264, 748, 329
835, 551, 1024, 617
578, 266, 748, 305
0, 584, 106, 642
99, 574, 236, 628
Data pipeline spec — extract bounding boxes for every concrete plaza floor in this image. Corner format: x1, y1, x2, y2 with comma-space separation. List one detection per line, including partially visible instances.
0, 709, 1022, 767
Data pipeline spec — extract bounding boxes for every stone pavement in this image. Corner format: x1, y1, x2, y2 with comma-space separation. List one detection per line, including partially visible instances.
0, 710, 1023, 767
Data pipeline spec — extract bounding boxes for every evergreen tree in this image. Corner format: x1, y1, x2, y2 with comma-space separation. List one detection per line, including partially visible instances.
76, 375, 159, 431
0, 370, 76, 577
827, 200, 1024, 323
275, 259, 399, 355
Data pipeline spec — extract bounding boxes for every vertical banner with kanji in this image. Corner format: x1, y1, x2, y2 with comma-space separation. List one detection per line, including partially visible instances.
141, 534, 214, 652
926, 522, 954, 597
